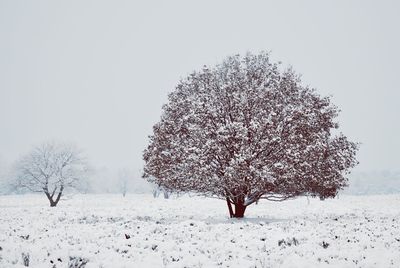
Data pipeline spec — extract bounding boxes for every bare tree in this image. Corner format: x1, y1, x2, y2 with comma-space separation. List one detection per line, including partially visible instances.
143, 52, 358, 218
149, 181, 171, 199
150, 182, 160, 198
0, 157, 11, 195
14, 142, 88, 207
163, 190, 170, 199
118, 168, 131, 197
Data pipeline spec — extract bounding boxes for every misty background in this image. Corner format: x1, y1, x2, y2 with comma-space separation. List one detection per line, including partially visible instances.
1, 0, 399, 195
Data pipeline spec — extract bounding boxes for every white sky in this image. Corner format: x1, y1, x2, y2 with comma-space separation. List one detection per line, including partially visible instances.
1, 0, 399, 176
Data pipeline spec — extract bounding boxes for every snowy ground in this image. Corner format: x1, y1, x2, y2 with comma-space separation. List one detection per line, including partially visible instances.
0, 194, 399, 268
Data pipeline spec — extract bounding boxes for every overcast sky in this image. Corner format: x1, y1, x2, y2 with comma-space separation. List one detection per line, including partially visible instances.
0, 0, 399, 176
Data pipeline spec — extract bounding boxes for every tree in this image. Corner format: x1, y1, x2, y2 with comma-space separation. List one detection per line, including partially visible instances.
143, 52, 358, 218
14, 142, 88, 207
0, 156, 11, 195
150, 182, 171, 199
151, 183, 160, 198
118, 168, 131, 197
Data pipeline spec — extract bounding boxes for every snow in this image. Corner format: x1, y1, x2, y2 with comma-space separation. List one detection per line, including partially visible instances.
0, 194, 399, 267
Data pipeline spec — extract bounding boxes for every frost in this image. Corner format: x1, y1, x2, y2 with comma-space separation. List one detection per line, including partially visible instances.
143, 52, 358, 218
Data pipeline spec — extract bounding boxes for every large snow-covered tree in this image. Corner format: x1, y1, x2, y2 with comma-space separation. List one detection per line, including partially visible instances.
143, 52, 358, 218
14, 142, 88, 207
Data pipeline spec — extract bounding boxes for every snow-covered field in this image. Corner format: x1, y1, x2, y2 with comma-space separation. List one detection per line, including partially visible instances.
0, 194, 399, 268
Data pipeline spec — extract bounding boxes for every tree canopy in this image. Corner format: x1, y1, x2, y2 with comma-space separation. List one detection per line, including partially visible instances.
143, 52, 358, 217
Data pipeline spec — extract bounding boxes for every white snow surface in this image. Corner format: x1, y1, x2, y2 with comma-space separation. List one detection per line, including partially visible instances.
0, 194, 399, 267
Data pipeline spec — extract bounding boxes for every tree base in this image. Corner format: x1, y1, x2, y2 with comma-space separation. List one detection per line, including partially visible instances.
226, 199, 246, 218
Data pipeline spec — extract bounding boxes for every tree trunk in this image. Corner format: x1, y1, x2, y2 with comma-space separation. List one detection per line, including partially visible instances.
44, 191, 55, 207
226, 196, 247, 218
226, 198, 234, 218
44, 186, 63, 207
49, 199, 57, 207
233, 203, 247, 218
53, 188, 63, 206
163, 191, 170, 199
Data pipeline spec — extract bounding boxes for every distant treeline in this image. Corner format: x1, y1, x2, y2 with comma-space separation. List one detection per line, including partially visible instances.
343, 170, 400, 195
